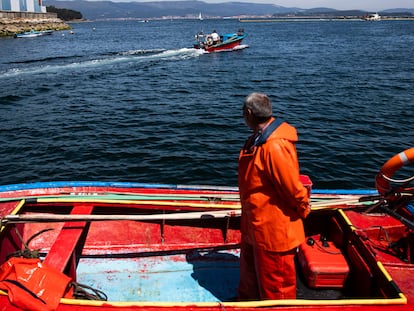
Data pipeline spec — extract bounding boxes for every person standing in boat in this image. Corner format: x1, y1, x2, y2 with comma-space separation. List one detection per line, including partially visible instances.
238, 92, 311, 300
211, 30, 220, 44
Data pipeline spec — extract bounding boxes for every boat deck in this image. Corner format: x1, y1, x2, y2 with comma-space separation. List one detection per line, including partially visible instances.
14, 206, 413, 304
0, 185, 413, 310
77, 248, 240, 302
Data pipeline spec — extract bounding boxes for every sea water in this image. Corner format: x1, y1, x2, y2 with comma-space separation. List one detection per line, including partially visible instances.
1, 19, 413, 189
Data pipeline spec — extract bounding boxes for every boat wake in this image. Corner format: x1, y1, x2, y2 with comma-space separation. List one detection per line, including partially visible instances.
233, 44, 249, 51
0, 48, 205, 78
200, 44, 249, 53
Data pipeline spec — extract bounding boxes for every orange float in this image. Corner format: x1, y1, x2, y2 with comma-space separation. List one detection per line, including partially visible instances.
375, 147, 414, 195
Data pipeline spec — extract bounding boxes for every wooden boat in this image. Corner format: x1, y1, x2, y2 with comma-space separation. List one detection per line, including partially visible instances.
193, 29, 247, 52
0, 148, 413, 310
14, 29, 54, 38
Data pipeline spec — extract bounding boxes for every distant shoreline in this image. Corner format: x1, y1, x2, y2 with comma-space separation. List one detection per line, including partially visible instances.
238, 16, 414, 22
66, 15, 414, 22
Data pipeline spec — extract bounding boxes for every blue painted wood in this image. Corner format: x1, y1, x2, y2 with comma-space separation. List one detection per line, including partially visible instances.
76, 249, 240, 302
0, 180, 377, 196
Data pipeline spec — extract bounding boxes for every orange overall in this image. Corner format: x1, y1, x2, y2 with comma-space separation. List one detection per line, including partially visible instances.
238, 117, 310, 300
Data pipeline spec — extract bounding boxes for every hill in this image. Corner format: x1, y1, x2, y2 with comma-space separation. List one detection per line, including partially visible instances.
43, 0, 291, 20
43, 0, 414, 20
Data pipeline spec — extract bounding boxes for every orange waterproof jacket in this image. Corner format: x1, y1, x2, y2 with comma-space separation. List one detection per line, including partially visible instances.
238, 118, 310, 252
0, 257, 73, 311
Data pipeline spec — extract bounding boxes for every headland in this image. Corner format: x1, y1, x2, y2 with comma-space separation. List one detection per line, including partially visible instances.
0, 11, 71, 37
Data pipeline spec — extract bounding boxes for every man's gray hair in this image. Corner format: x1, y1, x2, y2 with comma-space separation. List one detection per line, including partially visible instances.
243, 92, 272, 119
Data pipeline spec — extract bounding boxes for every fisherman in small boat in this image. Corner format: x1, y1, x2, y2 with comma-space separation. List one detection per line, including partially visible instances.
238, 92, 311, 300
210, 30, 220, 44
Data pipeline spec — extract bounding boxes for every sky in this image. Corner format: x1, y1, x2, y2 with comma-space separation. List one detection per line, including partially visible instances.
269, 1, 413, 10
110, 0, 413, 11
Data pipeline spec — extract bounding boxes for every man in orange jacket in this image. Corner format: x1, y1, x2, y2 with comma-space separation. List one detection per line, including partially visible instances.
238, 92, 311, 300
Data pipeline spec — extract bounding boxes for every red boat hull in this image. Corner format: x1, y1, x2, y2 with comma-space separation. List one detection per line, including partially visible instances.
203, 38, 244, 52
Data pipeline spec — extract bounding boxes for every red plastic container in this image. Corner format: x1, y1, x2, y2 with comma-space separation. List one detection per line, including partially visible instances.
300, 175, 312, 198
298, 235, 349, 288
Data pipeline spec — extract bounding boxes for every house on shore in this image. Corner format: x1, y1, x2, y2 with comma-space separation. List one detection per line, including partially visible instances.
1, 0, 46, 13
0, 0, 57, 20
0, 0, 70, 36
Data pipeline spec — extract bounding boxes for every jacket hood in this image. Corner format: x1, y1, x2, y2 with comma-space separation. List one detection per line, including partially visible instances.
268, 119, 298, 142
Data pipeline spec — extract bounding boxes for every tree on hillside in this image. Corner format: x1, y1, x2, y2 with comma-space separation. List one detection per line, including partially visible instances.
47, 6, 83, 21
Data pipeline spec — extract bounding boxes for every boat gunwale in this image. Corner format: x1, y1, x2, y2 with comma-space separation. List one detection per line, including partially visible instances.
0, 289, 407, 308
31, 294, 411, 308
0, 181, 380, 197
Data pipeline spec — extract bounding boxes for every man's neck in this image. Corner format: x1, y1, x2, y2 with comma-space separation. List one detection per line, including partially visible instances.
254, 117, 273, 134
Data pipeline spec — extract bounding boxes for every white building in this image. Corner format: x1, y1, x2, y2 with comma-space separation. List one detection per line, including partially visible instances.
0, 0, 46, 13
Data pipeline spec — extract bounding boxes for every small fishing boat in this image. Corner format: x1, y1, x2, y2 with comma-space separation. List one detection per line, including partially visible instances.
0, 148, 413, 310
194, 29, 247, 52
363, 13, 381, 21
14, 29, 54, 38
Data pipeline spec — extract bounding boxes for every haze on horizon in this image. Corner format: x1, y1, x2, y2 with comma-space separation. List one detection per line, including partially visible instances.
105, 0, 414, 11
270, 0, 413, 11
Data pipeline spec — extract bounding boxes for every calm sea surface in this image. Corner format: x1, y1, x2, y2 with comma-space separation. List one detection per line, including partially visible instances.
0, 19, 413, 189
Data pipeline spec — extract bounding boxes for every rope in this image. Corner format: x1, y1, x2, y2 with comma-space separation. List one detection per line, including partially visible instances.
380, 173, 414, 199
307, 237, 342, 255
3, 209, 241, 224
355, 225, 412, 263
6, 248, 40, 260
69, 282, 107, 301
5, 228, 53, 260
381, 174, 414, 185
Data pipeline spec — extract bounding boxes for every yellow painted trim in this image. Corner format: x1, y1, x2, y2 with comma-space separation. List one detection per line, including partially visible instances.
376, 261, 407, 303
0, 200, 25, 232
398, 293, 408, 303
338, 210, 406, 304
1, 290, 406, 308
9, 200, 25, 215
377, 261, 394, 282
1, 275, 406, 306
59, 296, 407, 308
36, 198, 242, 209
35, 197, 375, 211
338, 208, 357, 230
